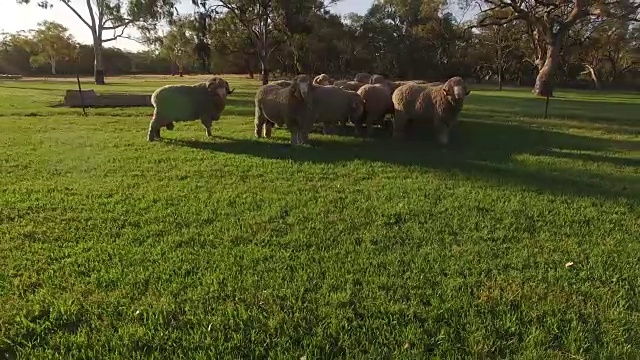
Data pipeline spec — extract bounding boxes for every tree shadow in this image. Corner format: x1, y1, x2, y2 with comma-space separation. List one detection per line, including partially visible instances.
163, 120, 639, 201
467, 93, 639, 129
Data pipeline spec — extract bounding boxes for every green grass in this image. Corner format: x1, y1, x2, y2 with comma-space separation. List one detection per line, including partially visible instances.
0, 74, 639, 359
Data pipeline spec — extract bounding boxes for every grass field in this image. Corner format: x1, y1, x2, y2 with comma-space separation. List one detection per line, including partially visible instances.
0, 74, 639, 358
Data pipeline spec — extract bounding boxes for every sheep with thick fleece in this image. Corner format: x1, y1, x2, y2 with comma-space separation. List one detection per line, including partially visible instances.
313, 74, 333, 86
147, 77, 234, 141
391, 76, 470, 145
271, 80, 292, 88
354, 72, 372, 84
254, 74, 316, 146
311, 85, 364, 135
335, 80, 365, 92
356, 83, 394, 137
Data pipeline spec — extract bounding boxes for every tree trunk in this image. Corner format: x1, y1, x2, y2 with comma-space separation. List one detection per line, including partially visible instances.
260, 57, 269, 85
178, 62, 184, 77
51, 57, 56, 75
498, 65, 503, 90
585, 65, 601, 90
93, 37, 105, 85
533, 42, 560, 97
245, 57, 254, 79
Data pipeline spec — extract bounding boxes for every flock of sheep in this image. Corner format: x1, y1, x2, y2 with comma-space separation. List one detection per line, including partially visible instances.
147, 72, 471, 146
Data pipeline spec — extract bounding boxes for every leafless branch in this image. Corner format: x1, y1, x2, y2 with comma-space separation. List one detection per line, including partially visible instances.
103, 18, 136, 31
103, 22, 131, 42
60, 0, 93, 29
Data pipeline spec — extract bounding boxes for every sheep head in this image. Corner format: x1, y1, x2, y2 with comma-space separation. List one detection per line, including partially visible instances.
290, 74, 314, 108
313, 74, 332, 86
349, 93, 365, 122
442, 76, 471, 101
206, 77, 232, 99
224, 80, 235, 95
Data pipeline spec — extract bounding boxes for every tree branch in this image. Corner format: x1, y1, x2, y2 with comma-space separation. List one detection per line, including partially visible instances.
102, 22, 130, 42
103, 18, 136, 31
60, 0, 93, 30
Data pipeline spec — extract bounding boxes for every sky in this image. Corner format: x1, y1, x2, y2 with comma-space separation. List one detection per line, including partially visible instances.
1, 0, 375, 51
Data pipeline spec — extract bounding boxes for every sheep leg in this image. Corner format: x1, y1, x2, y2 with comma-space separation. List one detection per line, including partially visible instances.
392, 110, 407, 140
147, 119, 162, 142
365, 114, 377, 139
264, 121, 274, 138
254, 107, 266, 138
200, 118, 213, 137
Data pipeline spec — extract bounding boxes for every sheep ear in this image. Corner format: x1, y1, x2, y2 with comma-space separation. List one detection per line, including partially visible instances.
443, 88, 450, 96
228, 88, 235, 95
466, 89, 471, 95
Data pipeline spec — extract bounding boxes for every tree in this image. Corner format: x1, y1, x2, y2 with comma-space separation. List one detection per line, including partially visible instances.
16, 0, 178, 84
21, 21, 77, 75
158, 17, 197, 76
475, 23, 523, 89
193, 0, 339, 84
476, 0, 640, 96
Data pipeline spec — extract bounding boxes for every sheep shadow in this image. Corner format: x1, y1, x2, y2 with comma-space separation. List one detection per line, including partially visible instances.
166, 120, 639, 201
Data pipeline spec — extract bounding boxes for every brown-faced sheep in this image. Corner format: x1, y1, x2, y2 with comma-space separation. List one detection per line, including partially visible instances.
313, 74, 333, 86
147, 77, 234, 141
312, 85, 365, 135
356, 83, 394, 138
354, 72, 372, 84
254, 74, 316, 146
391, 76, 470, 145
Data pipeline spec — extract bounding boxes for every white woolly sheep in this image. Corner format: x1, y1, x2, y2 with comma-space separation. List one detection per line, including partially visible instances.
147, 77, 234, 141
271, 80, 292, 88
391, 76, 471, 145
336, 81, 365, 92
356, 83, 394, 138
311, 85, 365, 135
313, 74, 334, 86
354, 73, 372, 84
254, 74, 317, 146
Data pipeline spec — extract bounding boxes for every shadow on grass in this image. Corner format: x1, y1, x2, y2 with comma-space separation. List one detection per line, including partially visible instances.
466, 93, 639, 128
165, 120, 639, 201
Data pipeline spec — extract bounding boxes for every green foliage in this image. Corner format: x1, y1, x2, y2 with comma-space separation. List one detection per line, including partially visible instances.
157, 17, 197, 73
18, 21, 77, 74
0, 75, 639, 357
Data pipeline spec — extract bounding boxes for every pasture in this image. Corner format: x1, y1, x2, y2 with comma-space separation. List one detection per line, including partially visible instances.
0, 75, 639, 358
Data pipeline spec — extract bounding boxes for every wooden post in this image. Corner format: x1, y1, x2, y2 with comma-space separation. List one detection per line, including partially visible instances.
75, 47, 87, 117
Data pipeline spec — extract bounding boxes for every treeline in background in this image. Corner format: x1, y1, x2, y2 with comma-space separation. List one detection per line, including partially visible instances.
2, 0, 639, 91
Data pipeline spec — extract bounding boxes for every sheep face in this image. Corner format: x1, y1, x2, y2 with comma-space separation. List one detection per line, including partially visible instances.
290, 75, 314, 108
206, 77, 232, 99
349, 95, 365, 123
443, 76, 471, 101
225, 80, 235, 95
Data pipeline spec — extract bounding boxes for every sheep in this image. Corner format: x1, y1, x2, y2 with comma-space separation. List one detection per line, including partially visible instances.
356, 83, 394, 138
369, 74, 386, 84
311, 85, 365, 135
147, 77, 234, 141
332, 80, 348, 88
313, 74, 334, 86
354, 72, 372, 84
391, 76, 471, 145
254, 74, 317, 146
335, 81, 365, 92
271, 80, 292, 88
